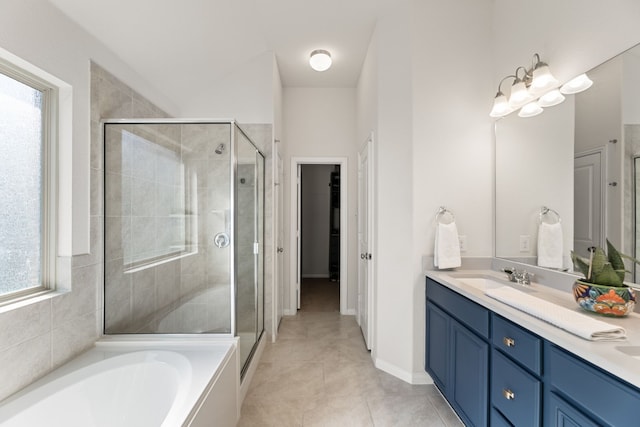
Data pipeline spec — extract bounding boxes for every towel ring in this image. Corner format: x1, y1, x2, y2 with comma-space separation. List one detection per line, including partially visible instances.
539, 206, 561, 224
435, 206, 455, 224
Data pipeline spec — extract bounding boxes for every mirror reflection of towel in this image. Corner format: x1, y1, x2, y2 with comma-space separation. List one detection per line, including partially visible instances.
434, 222, 461, 269
538, 222, 563, 269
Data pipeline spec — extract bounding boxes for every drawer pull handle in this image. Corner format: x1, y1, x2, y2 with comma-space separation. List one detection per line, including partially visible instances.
503, 389, 515, 400
503, 337, 515, 347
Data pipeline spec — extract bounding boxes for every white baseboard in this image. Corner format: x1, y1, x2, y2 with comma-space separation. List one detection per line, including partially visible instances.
283, 309, 297, 316
374, 358, 434, 385
342, 308, 357, 315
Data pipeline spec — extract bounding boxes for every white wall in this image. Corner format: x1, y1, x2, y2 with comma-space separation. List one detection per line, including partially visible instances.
282, 87, 358, 312
181, 51, 276, 124
492, 0, 640, 86
368, 0, 416, 382
410, 0, 494, 380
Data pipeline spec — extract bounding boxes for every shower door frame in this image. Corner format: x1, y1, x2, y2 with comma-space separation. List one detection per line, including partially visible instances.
102, 118, 266, 341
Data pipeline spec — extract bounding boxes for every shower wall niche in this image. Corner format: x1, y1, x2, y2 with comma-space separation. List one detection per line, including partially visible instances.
104, 120, 264, 372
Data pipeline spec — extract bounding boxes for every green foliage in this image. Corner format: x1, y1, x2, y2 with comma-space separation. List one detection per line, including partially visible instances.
570, 239, 640, 287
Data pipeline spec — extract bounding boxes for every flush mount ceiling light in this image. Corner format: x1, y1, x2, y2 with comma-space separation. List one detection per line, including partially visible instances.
309, 49, 332, 72
490, 53, 591, 119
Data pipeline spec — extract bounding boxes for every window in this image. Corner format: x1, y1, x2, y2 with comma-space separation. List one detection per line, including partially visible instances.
0, 63, 54, 302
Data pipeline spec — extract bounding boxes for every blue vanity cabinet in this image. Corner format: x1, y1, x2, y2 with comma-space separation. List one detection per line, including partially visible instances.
544, 343, 640, 426
426, 278, 490, 426
426, 275, 640, 427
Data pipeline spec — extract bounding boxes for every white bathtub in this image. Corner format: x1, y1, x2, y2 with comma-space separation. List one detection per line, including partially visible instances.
0, 338, 239, 427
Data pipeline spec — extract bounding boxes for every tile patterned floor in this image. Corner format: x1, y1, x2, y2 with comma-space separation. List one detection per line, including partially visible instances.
237, 280, 462, 426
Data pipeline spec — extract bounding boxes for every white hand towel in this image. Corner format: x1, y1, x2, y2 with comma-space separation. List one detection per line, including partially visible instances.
485, 286, 626, 341
537, 222, 563, 269
434, 221, 461, 269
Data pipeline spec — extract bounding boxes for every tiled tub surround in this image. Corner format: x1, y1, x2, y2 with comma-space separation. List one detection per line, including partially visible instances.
0, 63, 171, 402
426, 268, 640, 389
0, 62, 274, 402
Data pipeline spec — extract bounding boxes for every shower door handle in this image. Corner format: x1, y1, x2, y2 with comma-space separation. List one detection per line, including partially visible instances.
214, 232, 230, 248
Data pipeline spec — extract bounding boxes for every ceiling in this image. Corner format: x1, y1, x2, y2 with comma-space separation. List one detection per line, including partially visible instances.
48, 0, 391, 104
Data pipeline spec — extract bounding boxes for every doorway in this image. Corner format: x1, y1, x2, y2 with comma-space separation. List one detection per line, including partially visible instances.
299, 164, 340, 312
290, 157, 348, 314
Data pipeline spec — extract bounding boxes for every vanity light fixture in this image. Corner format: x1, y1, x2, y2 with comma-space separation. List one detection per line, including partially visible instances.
309, 49, 332, 72
560, 73, 593, 94
490, 53, 591, 119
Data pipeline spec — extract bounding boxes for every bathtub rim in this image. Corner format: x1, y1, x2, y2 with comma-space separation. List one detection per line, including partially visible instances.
0, 336, 239, 427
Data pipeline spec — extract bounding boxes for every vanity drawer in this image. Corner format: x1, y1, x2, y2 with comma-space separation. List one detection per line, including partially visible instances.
492, 314, 542, 375
492, 350, 541, 427
426, 278, 489, 338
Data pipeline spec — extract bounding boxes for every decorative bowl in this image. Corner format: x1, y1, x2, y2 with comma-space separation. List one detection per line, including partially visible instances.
572, 280, 636, 317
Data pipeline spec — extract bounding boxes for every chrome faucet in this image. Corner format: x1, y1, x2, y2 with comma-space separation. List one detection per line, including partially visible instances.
513, 269, 532, 285
502, 267, 533, 285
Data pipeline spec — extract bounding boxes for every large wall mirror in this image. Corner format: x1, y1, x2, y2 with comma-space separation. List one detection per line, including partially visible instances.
495, 43, 640, 284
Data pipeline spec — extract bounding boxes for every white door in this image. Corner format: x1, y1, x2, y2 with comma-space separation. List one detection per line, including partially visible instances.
358, 135, 374, 349
574, 150, 604, 257
273, 146, 284, 340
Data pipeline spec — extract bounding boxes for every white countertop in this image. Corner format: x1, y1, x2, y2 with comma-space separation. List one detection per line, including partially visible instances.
426, 269, 640, 389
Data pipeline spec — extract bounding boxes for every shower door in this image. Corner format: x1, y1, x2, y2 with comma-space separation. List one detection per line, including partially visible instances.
235, 127, 265, 373
103, 121, 234, 335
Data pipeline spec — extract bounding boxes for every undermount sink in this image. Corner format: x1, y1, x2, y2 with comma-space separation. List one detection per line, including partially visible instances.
444, 273, 535, 293
615, 346, 640, 360
443, 273, 508, 290
455, 277, 506, 290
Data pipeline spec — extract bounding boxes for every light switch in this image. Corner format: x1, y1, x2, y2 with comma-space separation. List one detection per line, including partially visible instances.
519, 235, 530, 252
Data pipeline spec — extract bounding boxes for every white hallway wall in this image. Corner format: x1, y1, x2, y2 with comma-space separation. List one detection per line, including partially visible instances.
282, 87, 358, 313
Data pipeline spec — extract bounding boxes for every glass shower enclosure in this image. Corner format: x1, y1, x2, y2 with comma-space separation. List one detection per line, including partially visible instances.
103, 120, 264, 375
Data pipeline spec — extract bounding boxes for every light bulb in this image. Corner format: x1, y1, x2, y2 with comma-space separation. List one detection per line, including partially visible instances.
518, 101, 543, 118
537, 89, 565, 107
560, 73, 593, 94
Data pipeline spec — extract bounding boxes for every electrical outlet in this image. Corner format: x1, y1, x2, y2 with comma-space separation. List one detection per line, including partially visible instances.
519, 235, 530, 252
459, 235, 467, 252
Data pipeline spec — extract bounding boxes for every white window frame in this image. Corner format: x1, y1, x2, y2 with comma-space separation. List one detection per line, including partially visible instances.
0, 59, 57, 305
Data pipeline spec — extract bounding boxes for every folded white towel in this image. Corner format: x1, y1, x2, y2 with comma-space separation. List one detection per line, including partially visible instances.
434, 221, 461, 269
485, 286, 626, 341
538, 222, 563, 269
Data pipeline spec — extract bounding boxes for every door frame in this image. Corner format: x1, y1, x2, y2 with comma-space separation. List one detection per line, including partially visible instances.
290, 157, 348, 314
272, 143, 284, 342
574, 147, 606, 253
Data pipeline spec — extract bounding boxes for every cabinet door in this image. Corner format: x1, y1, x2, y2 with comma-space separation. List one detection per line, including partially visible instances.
548, 393, 599, 427
451, 318, 489, 427
426, 302, 449, 392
